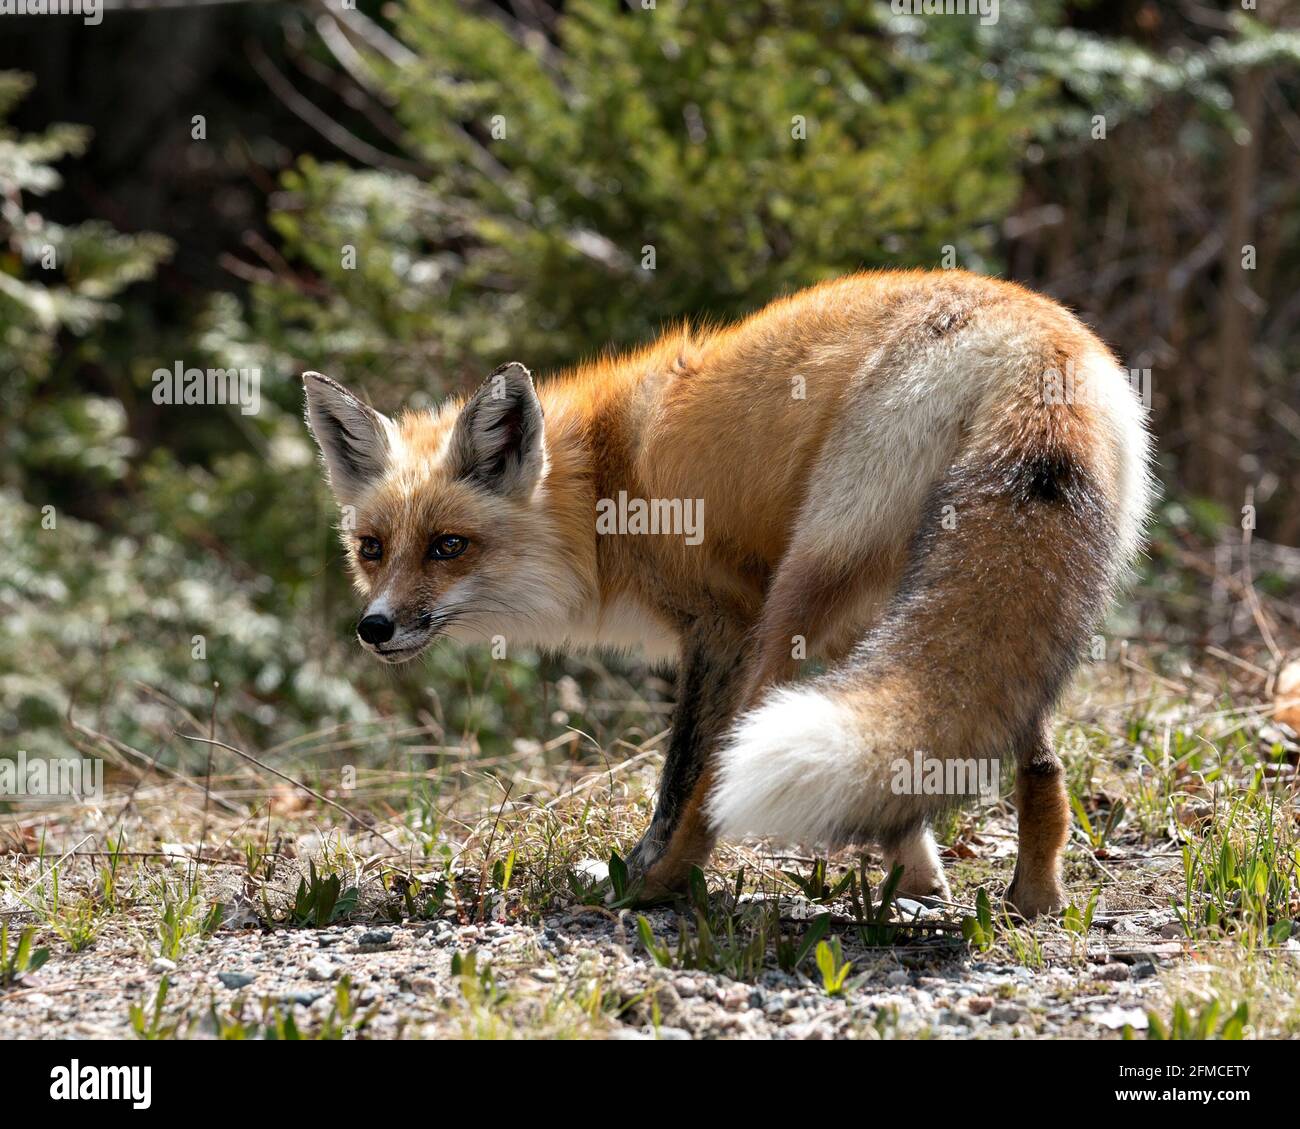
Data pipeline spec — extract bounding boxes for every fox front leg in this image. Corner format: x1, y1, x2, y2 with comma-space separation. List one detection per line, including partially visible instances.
625, 617, 750, 902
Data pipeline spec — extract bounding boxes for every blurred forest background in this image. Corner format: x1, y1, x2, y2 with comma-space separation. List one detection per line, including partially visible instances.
2, 0, 1298, 771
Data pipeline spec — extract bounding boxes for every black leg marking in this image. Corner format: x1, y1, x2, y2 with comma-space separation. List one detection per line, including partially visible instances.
627, 616, 749, 880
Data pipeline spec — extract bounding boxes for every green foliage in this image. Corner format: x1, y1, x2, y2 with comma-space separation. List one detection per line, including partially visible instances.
451, 948, 508, 1009
207, 975, 378, 1039
226, 0, 1037, 394
1013, 11, 1300, 138
0, 485, 375, 760
267, 976, 378, 1040
635, 915, 673, 969
129, 977, 192, 1040
0, 922, 50, 987
287, 859, 361, 928
381, 868, 447, 923
775, 911, 830, 975
634, 866, 837, 982
152, 874, 221, 960
1173, 797, 1298, 947
0, 72, 371, 760
491, 848, 516, 893
1128, 998, 1250, 1042
814, 936, 853, 997
852, 862, 904, 947
961, 887, 996, 952
601, 849, 638, 909
0, 71, 171, 396
783, 857, 855, 904
1070, 789, 1126, 852
44, 866, 104, 953
1061, 887, 1100, 937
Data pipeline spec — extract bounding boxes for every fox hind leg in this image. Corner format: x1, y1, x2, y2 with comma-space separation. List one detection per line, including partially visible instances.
1005, 721, 1069, 918
881, 824, 951, 901
741, 545, 895, 710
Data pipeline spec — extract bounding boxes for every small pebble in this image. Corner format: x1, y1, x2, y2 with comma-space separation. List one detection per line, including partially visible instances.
306, 958, 338, 982
217, 971, 255, 990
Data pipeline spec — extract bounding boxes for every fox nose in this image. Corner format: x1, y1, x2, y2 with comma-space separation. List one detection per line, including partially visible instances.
357, 614, 395, 645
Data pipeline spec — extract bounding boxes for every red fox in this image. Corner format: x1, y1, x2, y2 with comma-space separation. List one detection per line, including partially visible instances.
304, 270, 1151, 917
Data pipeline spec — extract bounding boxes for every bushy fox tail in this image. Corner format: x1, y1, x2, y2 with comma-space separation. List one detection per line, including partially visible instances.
708, 349, 1152, 847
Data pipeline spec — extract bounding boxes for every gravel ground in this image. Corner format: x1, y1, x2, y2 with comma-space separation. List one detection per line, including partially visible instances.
0, 887, 1215, 1040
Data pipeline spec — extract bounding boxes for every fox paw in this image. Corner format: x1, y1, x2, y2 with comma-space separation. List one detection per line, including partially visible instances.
883, 829, 952, 902
896, 871, 952, 902
1004, 877, 1066, 920
619, 835, 689, 906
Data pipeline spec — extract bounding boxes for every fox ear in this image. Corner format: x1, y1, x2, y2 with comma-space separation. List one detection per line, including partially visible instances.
450, 362, 545, 498
302, 371, 396, 502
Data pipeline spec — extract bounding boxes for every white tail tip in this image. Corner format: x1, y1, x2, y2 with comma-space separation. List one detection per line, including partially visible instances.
708, 685, 863, 845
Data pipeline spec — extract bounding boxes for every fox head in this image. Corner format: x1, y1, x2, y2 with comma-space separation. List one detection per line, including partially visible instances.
304, 364, 575, 663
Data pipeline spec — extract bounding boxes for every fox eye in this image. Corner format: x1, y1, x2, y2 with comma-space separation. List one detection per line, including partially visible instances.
358, 536, 383, 561
428, 534, 469, 560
